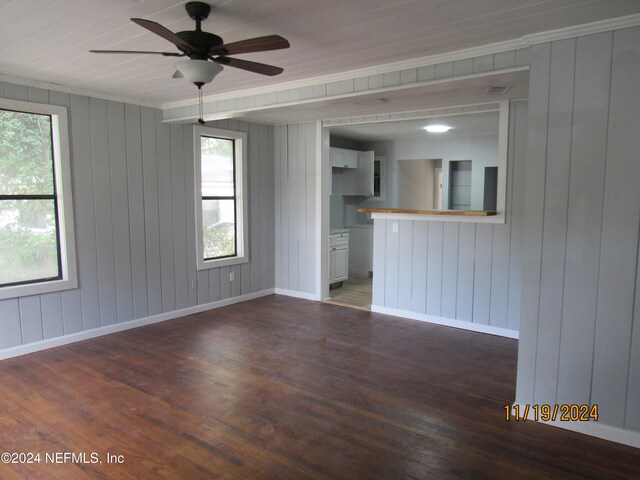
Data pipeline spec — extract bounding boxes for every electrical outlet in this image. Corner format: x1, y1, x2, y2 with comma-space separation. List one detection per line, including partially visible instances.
392, 222, 398, 233
229, 271, 235, 282
190, 279, 197, 289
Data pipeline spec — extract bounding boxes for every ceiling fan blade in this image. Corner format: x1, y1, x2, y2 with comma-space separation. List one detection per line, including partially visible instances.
131, 18, 194, 52
172, 70, 184, 79
210, 35, 290, 56
213, 57, 283, 76
90, 49, 184, 57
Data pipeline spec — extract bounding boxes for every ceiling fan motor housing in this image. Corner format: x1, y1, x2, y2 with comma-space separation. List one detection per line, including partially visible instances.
176, 31, 223, 59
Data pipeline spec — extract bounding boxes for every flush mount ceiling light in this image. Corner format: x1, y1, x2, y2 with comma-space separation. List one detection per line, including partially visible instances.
424, 124, 451, 133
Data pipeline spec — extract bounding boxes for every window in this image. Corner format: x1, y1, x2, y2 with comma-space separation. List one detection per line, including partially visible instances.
0, 99, 77, 299
194, 126, 248, 269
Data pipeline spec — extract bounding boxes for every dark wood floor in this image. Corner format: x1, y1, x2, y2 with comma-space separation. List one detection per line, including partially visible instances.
1, 295, 639, 479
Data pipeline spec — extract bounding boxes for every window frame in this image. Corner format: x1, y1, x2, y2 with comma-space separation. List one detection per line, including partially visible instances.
0, 98, 77, 300
194, 126, 249, 270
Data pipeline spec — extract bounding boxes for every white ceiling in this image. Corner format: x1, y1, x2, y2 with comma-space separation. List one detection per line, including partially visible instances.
1, 0, 639, 107
330, 111, 499, 142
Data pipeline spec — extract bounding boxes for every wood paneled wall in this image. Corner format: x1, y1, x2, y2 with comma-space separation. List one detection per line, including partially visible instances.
274, 123, 317, 295
0, 82, 274, 350
516, 26, 640, 432
371, 101, 528, 333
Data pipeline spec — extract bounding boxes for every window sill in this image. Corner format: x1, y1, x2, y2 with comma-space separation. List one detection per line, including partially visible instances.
0, 277, 78, 301
197, 255, 249, 270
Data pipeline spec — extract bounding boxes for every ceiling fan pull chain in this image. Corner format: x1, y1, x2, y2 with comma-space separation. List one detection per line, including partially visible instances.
198, 87, 205, 125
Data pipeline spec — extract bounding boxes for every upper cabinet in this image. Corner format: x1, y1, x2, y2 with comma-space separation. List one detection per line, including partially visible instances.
330, 147, 358, 169
343, 150, 374, 196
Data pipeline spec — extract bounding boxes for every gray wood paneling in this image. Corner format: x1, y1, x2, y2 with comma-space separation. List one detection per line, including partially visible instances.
370, 101, 527, 333
170, 125, 188, 310
0, 300, 21, 348
1, 82, 274, 351
108, 101, 134, 324
41, 293, 64, 339
19, 296, 42, 344
141, 107, 163, 316
274, 122, 317, 295
591, 26, 640, 427
70, 94, 100, 331
183, 125, 198, 308
91, 98, 118, 327
472, 225, 493, 325
61, 290, 83, 336
506, 101, 527, 332
426, 222, 443, 316
456, 223, 476, 323
124, 103, 149, 320
557, 32, 612, 406
410, 222, 427, 314
156, 111, 176, 313
534, 38, 575, 404
372, 219, 386, 306
441, 223, 459, 319
397, 220, 414, 310
384, 220, 400, 309
517, 26, 640, 435
516, 42, 551, 405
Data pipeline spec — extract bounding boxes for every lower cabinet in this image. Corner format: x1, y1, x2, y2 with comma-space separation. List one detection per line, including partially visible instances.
329, 232, 349, 283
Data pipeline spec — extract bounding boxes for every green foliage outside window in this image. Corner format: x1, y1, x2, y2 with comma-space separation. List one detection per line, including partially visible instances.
203, 222, 235, 259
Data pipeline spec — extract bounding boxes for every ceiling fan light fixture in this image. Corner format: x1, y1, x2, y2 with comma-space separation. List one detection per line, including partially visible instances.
175, 59, 223, 87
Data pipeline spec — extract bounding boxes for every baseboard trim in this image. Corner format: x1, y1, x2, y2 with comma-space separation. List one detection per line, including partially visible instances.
274, 288, 320, 301
371, 305, 519, 339
511, 403, 640, 449
0, 288, 275, 361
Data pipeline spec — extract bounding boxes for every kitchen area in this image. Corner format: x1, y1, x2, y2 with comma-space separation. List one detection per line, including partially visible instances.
325, 105, 502, 310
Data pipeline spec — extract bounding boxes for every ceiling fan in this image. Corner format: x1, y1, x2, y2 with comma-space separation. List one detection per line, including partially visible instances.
91, 2, 289, 122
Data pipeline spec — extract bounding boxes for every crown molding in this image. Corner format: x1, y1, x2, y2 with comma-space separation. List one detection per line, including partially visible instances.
0, 74, 161, 109
161, 12, 640, 111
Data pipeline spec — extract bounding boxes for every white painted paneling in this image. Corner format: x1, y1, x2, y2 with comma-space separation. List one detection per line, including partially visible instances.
0, 81, 274, 351
516, 25, 640, 437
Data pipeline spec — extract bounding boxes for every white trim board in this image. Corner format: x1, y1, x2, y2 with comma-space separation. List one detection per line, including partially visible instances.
371, 305, 519, 339
511, 403, 640, 449
274, 288, 321, 301
0, 289, 275, 361
0, 74, 160, 109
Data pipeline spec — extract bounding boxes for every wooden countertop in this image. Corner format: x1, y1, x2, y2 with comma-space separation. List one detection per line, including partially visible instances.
357, 208, 496, 216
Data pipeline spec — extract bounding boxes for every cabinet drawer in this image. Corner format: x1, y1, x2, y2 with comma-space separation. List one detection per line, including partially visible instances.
330, 233, 349, 246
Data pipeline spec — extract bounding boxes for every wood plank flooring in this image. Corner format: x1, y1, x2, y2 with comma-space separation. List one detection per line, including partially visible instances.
325, 277, 372, 310
1, 295, 639, 479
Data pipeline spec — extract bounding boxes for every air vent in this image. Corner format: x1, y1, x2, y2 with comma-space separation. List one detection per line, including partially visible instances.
485, 85, 511, 95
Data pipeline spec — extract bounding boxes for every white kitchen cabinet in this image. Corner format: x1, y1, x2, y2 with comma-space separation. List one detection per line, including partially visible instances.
329, 231, 349, 283
343, 150, 374, 196
330, 148, 358, 169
